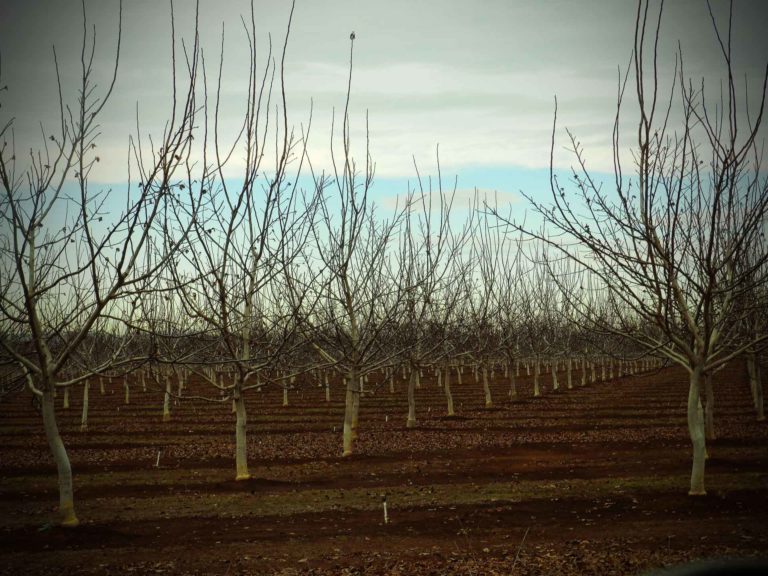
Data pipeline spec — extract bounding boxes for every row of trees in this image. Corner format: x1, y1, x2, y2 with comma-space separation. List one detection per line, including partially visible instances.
1, 0, 766, 526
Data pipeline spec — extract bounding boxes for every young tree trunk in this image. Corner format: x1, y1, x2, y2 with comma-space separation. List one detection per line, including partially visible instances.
566, 357, 573, 390
755, 360, 765, 421
551, 361, 559, 392
704, 372, 716, 441
508, 365, 518, 400
124, 378, 130, 405
351, 377, 360, 438
687, 367, 707, 496
325, 372, 331, 402
389, 367, 395, 393
283, 385, 289, 406
482, 363, 493, 408
162, 374, 171, 422
42, 387, 79, 527
407, 365, 418, 427
234, 387, 250, 480
63, 386, 70, 409
444, 361, 455, 416
747, 352, 765, 421
342, 368, 358, 456
99, 377, 105, 395
533, 357, 541, 397
80, 379, 89, 432
342, 388, 354, 456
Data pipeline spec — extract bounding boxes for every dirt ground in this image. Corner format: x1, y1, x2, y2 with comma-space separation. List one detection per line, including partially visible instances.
1, 362, 767, 575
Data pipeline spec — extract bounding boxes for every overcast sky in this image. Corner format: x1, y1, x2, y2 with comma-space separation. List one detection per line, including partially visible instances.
1, 0, 767, 205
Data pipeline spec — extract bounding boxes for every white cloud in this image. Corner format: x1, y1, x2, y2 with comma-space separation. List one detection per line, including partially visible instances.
3, 0, 765, 187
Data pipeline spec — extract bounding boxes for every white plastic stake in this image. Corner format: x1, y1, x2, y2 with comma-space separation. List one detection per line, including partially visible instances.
155, 450, 162, 468
382, 495, 389, 524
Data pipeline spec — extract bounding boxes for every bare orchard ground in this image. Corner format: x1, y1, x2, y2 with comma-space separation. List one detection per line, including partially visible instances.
1, 363, 767, 575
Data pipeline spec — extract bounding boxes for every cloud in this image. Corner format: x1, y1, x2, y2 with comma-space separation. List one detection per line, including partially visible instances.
3, 0, 765, 187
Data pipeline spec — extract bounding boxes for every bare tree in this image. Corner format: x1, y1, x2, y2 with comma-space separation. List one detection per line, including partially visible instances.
164, 0, 321, 481
495, 0, 768, 495
0, 1, 202, 526
459, 208, 505, 408
490, 228, 526, 400
290, 34, 410, 457
397, 157, 468, 427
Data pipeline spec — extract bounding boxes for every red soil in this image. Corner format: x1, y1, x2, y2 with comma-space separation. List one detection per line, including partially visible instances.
1, 362, 766, 575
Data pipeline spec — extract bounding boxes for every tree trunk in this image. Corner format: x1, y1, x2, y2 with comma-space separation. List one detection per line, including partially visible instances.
342, 379, 355, 456
351, 376, 360, 440
444, 362, 455, 416
63, 386, 70, 409
533, 357, 541, 397
482, 363, 493, 407
747, 353, 765, 421
325, 372, 331, 402
704, 372, 715, 441
342, 369, 356, 456
80, 380, 89, 432
42, 388, 79, 527
508, 365, 518, 399
99, 377, 105, 395
756, 360, 765, 421
234, 387, 250, 480
407, 366, 417, 427
566, 357, 573, 390
124, 378, 130, 405
687, 367, 707, 496
746, 353, 756, 399
283, 385, 289, 406
551, 361, 559, 392
162, 374, 171, 421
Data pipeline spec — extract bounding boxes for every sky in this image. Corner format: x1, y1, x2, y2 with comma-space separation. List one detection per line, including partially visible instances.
1, 0, 767, 211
